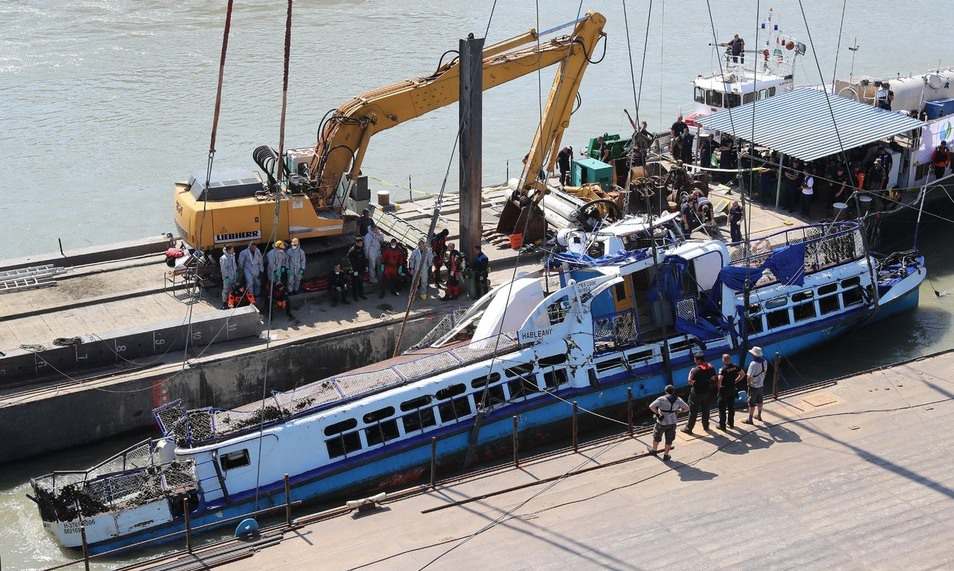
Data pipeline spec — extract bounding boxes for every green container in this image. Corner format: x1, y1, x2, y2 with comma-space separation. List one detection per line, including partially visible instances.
571, 157, 613, 190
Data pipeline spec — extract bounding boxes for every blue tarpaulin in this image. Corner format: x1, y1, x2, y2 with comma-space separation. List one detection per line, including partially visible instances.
719, 242, 806, 291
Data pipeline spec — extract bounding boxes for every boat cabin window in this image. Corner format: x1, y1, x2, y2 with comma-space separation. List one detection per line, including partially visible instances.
724, 93, 741, 108
326, 431, 361, 459
220, 449, 250, 471
507, 375, 541, 400
363, 407, 395, 424
436, 384, 466, 400
791, 291, 814, 303
505, 363, 534, 378
437, 394, 472, 423
819, 294, 840, 315
547, 297, 570, 325
400, 395, 432, 411
705, 89, 724, 107
543, 368, 569, 389
470, 373, 502, 388
324, 418, 358, 436
842, 287, 864, 308
694, 86, 705, 103
841, 276, 861, 289
765, 296, 787, 310
818, 283, 838, 296
539, 354, 568, 367
402, 406, 436, 433
793, 301, 817, 322
743, 92, 756, 104
766, 309, 791, 329
365, 418, 400, 446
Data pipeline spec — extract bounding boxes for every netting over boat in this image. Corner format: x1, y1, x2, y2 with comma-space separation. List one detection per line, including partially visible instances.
155, 331, 519, 446
30, 441, 197, 522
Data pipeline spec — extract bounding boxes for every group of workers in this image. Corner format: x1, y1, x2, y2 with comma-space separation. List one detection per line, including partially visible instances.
330, 209, 491, 306
218, 237, 307, 310
649, 346, 767, 461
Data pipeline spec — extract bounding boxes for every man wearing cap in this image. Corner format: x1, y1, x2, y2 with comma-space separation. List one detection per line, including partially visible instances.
649, 385, 689, 462
743, 346, 768, 424
286, 238, 306, 294
683, 353, 716, 434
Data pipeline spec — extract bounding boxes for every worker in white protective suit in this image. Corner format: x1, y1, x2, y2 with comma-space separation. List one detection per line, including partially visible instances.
364, 226, 383, 284
238, 242, 264, 297
408, 238, 433, 301
265, 240, 288, 287
219, 245, 238, 308
286, 237, 306, 294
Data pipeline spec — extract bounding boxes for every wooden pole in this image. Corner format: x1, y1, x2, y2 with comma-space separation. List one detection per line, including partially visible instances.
626, 387, 634, 436
429, 437, 438, 489
183, 497, 192, 553
571, 402, 579, 452
512, 416, 520, 468
459, 33, 485, 263
772, 352, 781, 400
284, 474, 292, 527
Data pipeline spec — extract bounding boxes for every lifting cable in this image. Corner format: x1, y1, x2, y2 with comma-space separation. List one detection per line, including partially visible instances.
180, 0, 235, 372
254, 0, 294, 511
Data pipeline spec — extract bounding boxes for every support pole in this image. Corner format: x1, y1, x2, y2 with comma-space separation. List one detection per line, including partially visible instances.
459, 33, 485, 262
571, 401, 579, 452
80, 522, 90, 571
284, 474, 292, 527
183, 496, 192, 553
626, 387, 634, 436
512, 416, 520, 468
429, 437, 438, 489
774, 153, 785, 209
772, 352, 781, 400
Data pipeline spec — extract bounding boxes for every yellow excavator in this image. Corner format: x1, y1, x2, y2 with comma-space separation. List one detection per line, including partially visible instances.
173, 11, 606, 258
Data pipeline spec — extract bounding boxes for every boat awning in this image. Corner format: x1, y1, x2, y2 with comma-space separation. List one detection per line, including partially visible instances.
698, 88, 925, 162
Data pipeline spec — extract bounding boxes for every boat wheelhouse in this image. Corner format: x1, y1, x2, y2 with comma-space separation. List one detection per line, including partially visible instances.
30, 221, 924, 554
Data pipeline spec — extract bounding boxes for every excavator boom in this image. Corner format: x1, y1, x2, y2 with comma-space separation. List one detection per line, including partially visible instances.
307, 12, 607, 207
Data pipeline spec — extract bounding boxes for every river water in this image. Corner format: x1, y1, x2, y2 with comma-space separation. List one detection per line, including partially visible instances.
1, 1, 952, 569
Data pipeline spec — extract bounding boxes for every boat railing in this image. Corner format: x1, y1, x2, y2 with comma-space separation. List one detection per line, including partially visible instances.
30, 454, 197, 522
730, 222, 865, 286
406, 307, 471, 352
155, 330, 521, 447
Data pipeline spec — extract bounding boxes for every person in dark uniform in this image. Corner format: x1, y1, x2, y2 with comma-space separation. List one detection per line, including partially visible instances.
346, 237, 368, 301
683, 353, 716, 434
729, 200, 744, 243
717, 354, 744, 430
557, 146, 573, 185
471, 245, 490, 298
723, 33, 745, 64
330, 263, 349, 306
357, 209, 375, 237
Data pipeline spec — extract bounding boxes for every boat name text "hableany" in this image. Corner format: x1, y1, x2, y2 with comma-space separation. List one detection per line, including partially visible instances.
520, 328, 553, 341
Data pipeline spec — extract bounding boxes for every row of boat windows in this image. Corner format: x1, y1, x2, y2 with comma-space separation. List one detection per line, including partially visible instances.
322, 355, 570, 459
693, 86, 777, 108
746, 277, 866, 334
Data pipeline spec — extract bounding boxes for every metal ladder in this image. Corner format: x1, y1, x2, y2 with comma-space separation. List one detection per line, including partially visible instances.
0, 264, 65, 294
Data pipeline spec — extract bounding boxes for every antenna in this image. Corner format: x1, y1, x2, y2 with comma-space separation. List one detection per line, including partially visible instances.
848, 37, 860, 84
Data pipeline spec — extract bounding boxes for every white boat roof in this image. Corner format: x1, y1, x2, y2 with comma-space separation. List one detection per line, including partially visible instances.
694, 70, 788, 94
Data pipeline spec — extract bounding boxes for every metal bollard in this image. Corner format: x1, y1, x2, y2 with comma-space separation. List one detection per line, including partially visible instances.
512, 415, 520, 468
429, 437, 437, 489
408, 175, 413, 202
183, 496, 192, 553
572, 401, 579, 452
284, 474, 292, 528
626, 387, 634, 436
772, 352, 781, 400
80, 522, 90, 571
506, 160, 510, 181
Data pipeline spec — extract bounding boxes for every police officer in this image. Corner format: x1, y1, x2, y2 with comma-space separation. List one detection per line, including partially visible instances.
683, 353, 716, 434
347, 237, 368, 301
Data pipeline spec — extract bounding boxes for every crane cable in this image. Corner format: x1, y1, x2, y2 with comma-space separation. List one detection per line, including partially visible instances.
180, 0, 234, 372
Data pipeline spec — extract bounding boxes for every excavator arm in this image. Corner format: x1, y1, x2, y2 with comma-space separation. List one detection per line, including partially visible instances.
306, 11, 607, 209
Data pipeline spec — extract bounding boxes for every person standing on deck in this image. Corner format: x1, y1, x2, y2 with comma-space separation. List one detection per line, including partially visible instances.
471, 245, 490, 298
557, 146, 573, 186
717, 353, 744, 430
364, 226, 383, 284
357, 208, 375, 238
286, 238, 306, 294
347, 237, 368, 301
649, 385, 689, 462
219, 245, 237, 309
728, 200, 744, 243
933, 141, 950, 181
800, 169, 815, 218
431, 229, 449, 285
330, 263, 349, 306
670, 115, 688, 155
408, 239, 433, 301
683, 353, 716, 434
380, 238, 403, 297
265, 240, 288, 289
722, 33, 745, 64
443, 243, 464, 300
743, 346, 768, 424
238, 242, 263, 297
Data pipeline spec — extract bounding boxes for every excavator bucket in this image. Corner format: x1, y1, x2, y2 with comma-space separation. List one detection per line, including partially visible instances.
495, 198, 523, 235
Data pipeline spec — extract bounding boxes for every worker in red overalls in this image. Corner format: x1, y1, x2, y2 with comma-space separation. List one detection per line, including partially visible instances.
430, 229, 449, 284
380, 238, 403, 298
443, 243, 464, 300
